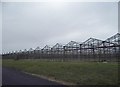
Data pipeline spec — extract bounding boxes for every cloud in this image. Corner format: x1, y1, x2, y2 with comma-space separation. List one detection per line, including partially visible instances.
0, 3, 2, 54
2, 2, 118, 53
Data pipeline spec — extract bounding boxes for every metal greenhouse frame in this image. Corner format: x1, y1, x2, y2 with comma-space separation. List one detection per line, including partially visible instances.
2, 33, 120, 62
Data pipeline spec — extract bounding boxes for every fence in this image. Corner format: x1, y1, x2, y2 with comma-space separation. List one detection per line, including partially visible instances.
2, 33, 120, 62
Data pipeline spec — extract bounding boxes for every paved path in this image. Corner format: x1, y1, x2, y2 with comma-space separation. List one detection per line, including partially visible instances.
2, 67, 66, 86
0, 67, 2, 86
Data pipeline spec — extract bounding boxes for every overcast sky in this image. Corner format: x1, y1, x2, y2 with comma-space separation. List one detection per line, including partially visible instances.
0, 3, 2, 54
2, 2, 118, 53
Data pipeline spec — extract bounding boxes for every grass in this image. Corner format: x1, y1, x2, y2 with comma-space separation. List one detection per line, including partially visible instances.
2, 59, 118, 85
0, 59, 2, 66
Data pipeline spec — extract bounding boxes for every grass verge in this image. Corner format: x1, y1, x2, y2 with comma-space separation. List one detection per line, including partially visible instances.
2, 59, 118, 85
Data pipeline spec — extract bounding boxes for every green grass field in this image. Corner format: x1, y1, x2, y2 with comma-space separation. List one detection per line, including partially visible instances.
2, 59, 118, 85
0, 59, 2, 66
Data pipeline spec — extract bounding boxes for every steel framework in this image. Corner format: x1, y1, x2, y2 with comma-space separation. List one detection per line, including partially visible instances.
2, 33, 120, 62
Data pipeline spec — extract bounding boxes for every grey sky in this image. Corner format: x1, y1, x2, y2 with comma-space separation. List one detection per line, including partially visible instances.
2, 2, 118, 53
0, 3, 2, 54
